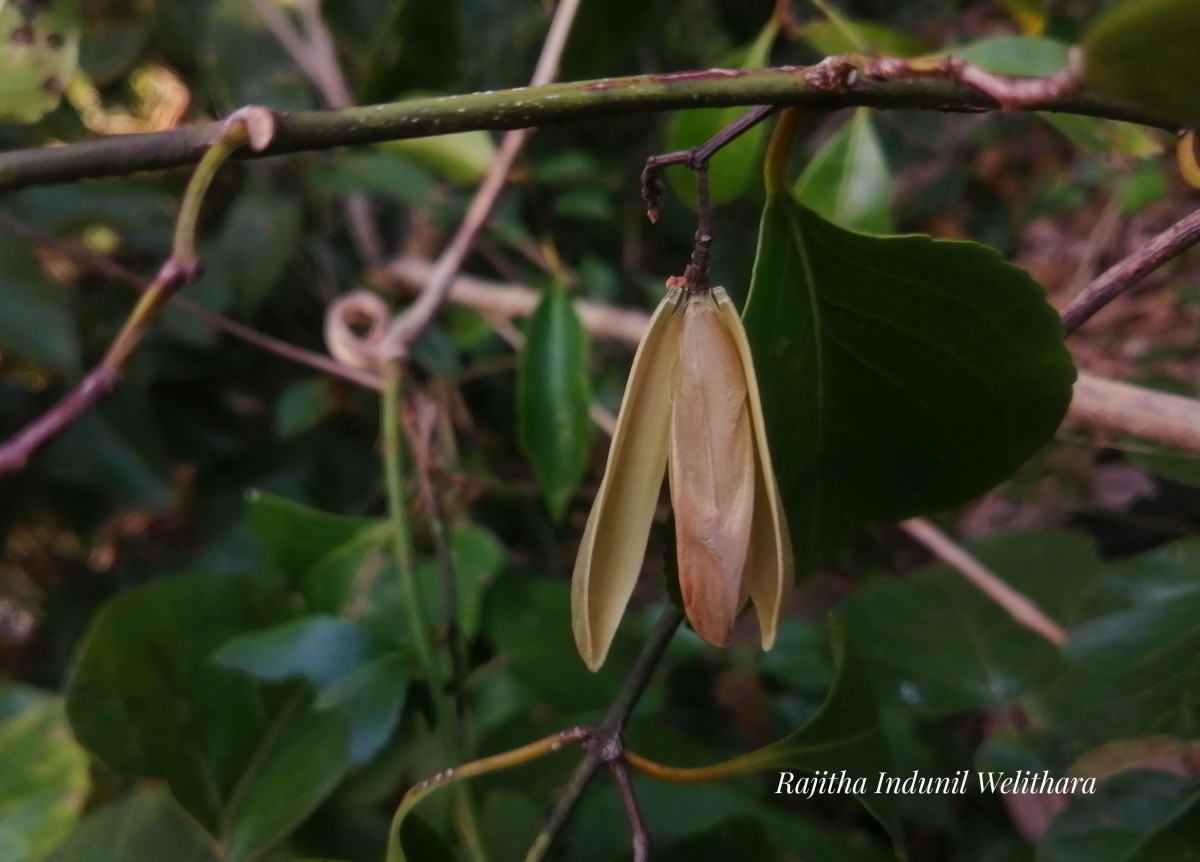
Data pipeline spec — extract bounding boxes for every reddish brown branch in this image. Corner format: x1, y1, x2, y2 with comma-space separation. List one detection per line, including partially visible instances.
1061, 208, 1200, 333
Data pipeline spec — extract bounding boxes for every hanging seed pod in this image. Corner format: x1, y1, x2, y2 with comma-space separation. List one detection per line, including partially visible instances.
572, 286, 791, 670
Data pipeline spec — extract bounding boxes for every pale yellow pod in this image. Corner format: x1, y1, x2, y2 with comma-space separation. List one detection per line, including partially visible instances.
572, 287, 685, 671
713, 288, 792, 650
669, 292, 756, 647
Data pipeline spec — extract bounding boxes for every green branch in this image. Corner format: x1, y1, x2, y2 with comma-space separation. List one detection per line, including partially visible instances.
0, 65, 1170, 193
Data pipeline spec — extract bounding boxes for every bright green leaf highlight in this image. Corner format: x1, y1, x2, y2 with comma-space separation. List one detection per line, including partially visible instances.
1082, 0, 1200, 129
378, 130, 496, 185
0, 0, 79, 123
0, 696, 89, 862
518, 283, 593, 520
742, 183, 1075, 573
795, 109, 894, 234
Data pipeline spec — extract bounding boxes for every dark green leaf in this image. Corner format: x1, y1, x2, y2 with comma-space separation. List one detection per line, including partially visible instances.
202, 0, 314, 111
315, 653, 409, 765
205, 184, 304, 319
214, 615, 387, 690
0, 697, 89, 862
247, 490, 382, 576
415, 524, 505, 641
664, 22, 777, 207
1034, 582, 1200, 742
355, 0, 460, 102
275, 378, 329, 439
737, 620, 903, 855
63, 574, 348, 855
0, 232, 79, 373
795, 109, 894, 234
517, 283, 593, 520
0, 0, 79, 122
42, 389, 173, 510
841, 532, 1105, 712
1036, 771, 1200, 862
224, 705, 350, 862
742, 189, 1074, 572
1082, 0, 1200, 129
45, 789, 219, 862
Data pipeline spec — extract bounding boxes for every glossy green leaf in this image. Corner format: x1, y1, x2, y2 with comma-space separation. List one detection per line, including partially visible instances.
664, 21, 777, 207
63, 574, 349, 858
0, 0, 79, 123
742, 181, 1075, 573
517, 283, 593, 520
378, 130, 496, 185
0, 232, 79, 373
214, 615, 387, 690
0, 698, 88, 862
841, 532, 1105, 713
1082, 0, 1200, 129
795, 109, 894, 234
1036, 771, 1200, 862
44, 789, 219, 862
952, 36, 1068, 77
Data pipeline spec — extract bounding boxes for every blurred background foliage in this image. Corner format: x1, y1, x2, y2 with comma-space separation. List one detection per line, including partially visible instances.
2, 0, 1200, 860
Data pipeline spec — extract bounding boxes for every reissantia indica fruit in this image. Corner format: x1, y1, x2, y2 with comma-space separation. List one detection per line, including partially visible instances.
571, 285, 793, 671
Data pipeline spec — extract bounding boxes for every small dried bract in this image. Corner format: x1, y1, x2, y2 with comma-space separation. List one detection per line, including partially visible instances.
572, 286, 792, 670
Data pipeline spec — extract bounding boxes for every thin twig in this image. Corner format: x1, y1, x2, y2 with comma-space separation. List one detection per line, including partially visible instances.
0, 212, 382, 391
1061, 207, 1200, 333
0, 111, 273, 474
898, 518, 1066, 645
524, 608, 683, 862
609, 758, 651, 862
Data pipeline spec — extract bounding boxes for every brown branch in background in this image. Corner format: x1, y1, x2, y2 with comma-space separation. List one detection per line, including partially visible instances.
250, 0, 383, 263
376, 257, 652, 343
1061, 207, 1200, 333
0, 109, 275, 474
0, 212, 382, 391
898, 518, 1067, 645
1069, 371, 1200, 455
